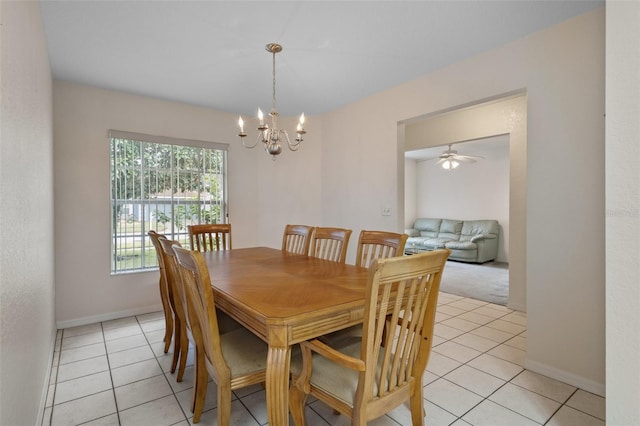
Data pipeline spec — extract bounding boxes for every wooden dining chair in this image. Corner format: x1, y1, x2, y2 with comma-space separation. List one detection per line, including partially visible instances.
355, 230, 409, 268
290, 249, 450, 426
309, 227, 352, 263
281, 224, 314, 255
148, 230, 174, 353
188, 223, 232, 252
322, 230, 410, 345
158, 238, 194, 383
172, 246, 270, 425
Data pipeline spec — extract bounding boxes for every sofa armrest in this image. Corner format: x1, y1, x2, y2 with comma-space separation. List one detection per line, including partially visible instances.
405, 228, 421, 237
470, 233, 496, 242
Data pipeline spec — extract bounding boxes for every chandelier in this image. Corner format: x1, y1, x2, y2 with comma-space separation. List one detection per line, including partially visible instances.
238, 43, 306, 160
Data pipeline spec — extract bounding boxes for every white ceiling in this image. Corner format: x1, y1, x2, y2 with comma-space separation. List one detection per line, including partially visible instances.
40, 0, 602, 117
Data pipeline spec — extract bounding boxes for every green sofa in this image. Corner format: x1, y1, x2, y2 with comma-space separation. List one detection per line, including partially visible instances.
405, 218, 500, 263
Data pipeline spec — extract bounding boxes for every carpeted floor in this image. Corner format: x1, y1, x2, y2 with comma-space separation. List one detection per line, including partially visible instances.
439, 260, 509, 305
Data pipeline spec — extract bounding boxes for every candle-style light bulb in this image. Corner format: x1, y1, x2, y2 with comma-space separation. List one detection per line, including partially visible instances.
238, 116, 244, 132
258, 108, 264, 123
296, 112, 306, 135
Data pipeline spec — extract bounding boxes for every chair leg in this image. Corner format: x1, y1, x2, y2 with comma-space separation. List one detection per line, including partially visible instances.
163, 315, 173, 352
409, 385, 426, 426
171, 318, 182, 374
161, 280, 174, 353
176, 332, 189, 382
192, 353, 208, 422
191, 346, 205, 412
216, 387, 232, 426
289, 377, 307, 426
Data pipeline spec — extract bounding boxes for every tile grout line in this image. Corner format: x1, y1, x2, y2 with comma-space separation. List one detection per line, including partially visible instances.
138, 314, 191, 424
100, 321, 122, 426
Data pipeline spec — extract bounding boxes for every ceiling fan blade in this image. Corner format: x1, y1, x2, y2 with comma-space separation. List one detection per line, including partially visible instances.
420, 156, 443, 162
454, 156, 478, 163
455, 154, 484, 161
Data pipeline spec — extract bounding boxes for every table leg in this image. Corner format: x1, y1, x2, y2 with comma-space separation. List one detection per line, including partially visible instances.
266, 344, 291, 426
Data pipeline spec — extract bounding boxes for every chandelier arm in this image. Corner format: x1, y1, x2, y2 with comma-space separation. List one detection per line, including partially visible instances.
241, 132, 262, 149
281, 130, 301, 151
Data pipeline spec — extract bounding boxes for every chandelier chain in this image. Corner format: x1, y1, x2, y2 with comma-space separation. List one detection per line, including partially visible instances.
272, 50, 277, 112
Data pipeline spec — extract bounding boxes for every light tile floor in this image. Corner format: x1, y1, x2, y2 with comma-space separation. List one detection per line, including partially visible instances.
43, 292, 606, 426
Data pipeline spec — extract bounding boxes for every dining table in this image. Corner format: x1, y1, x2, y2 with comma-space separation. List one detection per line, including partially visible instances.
201, 246, 370, 426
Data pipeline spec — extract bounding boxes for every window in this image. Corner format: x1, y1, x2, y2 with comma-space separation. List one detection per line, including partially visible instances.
109, 130, 228, 274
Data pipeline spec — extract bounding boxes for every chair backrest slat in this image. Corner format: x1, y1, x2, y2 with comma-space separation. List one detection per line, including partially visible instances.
309, 227, 352, 263
281, 224, 314, 255
188, 224, 232, 252
355, 230, 409, 268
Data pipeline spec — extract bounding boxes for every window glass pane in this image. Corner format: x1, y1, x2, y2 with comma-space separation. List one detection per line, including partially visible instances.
110, 134, 227, 274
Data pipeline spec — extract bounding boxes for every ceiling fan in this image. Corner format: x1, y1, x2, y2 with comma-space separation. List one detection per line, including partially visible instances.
424, 144, 484, 170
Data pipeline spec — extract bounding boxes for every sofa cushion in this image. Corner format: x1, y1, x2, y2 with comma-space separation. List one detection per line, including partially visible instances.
423, 238, 448, 249
413, 218, 441, 235
405, 228, 421, 237
438, 219, 463, 241
461, 220, 499, 237
445, 241, 477, 250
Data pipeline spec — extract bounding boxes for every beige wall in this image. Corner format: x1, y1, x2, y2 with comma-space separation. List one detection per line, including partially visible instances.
53, 82, 323, 327
321, 9, 605, 394
606, 0, 640, 423
0, 2, 55, 425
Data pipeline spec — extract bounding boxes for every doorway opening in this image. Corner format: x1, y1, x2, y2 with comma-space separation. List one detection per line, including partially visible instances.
398, 91, 526, 311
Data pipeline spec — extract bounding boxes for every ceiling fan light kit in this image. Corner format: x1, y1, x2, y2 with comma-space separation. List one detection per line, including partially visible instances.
426, 144, 483, 171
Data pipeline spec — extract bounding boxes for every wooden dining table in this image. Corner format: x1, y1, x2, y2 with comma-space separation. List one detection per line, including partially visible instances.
201, 246, 370, 425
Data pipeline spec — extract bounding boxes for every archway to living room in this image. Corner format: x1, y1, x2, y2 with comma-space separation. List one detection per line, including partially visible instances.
397, 91, 527, 311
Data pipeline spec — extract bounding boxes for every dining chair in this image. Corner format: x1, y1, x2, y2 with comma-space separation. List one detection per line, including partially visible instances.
158, 238, 195, 383
148, 230, 174, 353
186, 224, 243, 334
188, 223, 232, 252
355, 230, 409, 268
172, 246, 270, 424
289, 249, 451, 426
322, 229, 410, 345
281, 224, 314, 255
309, 227, 353, 263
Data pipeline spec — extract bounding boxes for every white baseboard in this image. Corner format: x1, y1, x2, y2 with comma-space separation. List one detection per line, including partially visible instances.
524, 358, 606, 397
56, 304, 164, 330
508, 301, 526, 312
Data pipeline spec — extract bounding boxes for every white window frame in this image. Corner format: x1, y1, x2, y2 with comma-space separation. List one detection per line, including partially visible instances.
109, 130, 228, 274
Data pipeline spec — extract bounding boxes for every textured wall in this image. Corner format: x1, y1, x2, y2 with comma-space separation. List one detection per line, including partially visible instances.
605, 0, 640, 423
0, 2, 56, 425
